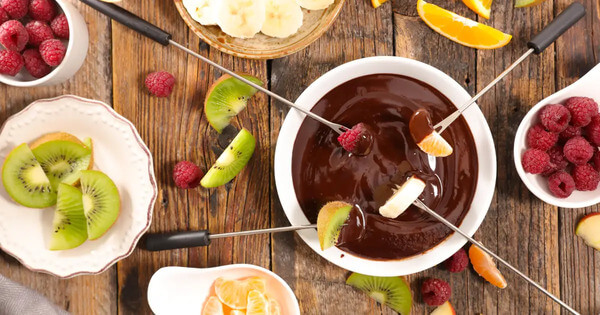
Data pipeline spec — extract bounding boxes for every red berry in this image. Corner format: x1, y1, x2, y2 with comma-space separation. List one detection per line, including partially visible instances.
28, 0, 56, 22
25, 21, 53, 46
540, 104, 571, 133
444, 248, 469, 273
585, 115, 600, 146
547, 170, 575, 198
563, 136, 594, 165
543, 146, 569, 176
559, 125, 582, 142
173, 161, 203, 189
0, 49, 22, 75
565, 97, 598, 127
526, 124, 558, 151
22, 48, 50, 78
0, 0, 27, 19
0, 8, 8, 24
0, 20, 28, 51
522, 149, 550, 174
421, 278, 451, 306
50, 13, 68, 39
572, 164, 600, 191
39, 38, 65, 66
337, 123, 373, 155
145, 71, 175, 97
592, 151, 600, 172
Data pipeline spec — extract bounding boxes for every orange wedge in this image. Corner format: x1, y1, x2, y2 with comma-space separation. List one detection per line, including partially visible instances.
214, 277, 266, 309
371, 0, 389, 8
417, 131, 453, 157
202, 296, 225, 315
462, 0, 493, 19
417, 0, 512, 49
468, 245, 508, 288
230, 311, 245, 315
246, 290, 269, 315
268, 297, 281, 315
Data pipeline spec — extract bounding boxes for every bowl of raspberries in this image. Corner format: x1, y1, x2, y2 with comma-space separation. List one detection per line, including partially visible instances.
515, 65, 600, 207
0, 0, 88, 86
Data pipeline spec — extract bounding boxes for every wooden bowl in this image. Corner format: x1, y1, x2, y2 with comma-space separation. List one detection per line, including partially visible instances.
174, 0, 346, 60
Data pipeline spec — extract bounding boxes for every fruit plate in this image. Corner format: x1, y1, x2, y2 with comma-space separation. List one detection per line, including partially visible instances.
173, 0, 346, 60
0, 95, 157, 278
514, 63, 600, 208
147, 265, 301, 315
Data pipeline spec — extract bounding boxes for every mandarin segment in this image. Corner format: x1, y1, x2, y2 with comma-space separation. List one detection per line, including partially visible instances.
268, 297, 281, 315
468, 245, 508, 288
202, 296, 225, 315
214, 277, 267, 309
417, 132, 453, 157
246, 290, 269, 315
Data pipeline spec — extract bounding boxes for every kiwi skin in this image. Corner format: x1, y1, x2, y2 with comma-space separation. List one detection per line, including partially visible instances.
317, 201, 353, 250
346, 273, 412, 315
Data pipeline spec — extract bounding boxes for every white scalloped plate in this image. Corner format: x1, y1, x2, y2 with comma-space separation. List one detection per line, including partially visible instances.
0, 95, 157, 278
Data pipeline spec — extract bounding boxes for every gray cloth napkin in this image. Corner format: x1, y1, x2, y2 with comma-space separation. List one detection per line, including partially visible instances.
0, 274, 69, 315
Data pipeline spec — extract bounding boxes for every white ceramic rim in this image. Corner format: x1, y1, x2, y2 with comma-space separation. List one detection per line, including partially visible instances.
513, 63, 600, 208
274, 56, 497, 276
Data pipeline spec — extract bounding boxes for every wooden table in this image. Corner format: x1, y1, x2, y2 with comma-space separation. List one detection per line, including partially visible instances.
1, 0, 599, 314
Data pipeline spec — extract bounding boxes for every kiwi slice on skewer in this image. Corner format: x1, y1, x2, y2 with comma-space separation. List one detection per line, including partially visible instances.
205, 74, 263, 133
49, 183, 88, 250
79, 170, 120, 240
317, 201, 353, 250
201, 128, 256, 188
2, 143, 55, 208
32, 140, 92, 188
346, 273, 412, 315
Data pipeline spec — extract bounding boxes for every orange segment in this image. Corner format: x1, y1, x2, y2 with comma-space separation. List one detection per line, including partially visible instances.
246, 290, 269, 315
417, 0, 512, 49
469, 245, 508, 288
268, 297, 281, 315
214, 277, 267, 309
462, 0, 493, 19
371, 0, 388, 8
230, 311, 245, 315
202, 296, 225, 315
417, 131, 453, 157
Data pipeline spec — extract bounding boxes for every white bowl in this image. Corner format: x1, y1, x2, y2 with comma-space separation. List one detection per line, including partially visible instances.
147, 265, 301, 315
0, 0, 89, 87
514, 63, 600, 208
274, 56, 497, 276
0, 95, 157, 278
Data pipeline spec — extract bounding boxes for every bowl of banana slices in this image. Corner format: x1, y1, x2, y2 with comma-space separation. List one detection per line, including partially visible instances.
175, 0, 346, 59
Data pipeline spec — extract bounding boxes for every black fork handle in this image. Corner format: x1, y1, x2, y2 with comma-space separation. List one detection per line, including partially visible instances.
527, 2, 585, 54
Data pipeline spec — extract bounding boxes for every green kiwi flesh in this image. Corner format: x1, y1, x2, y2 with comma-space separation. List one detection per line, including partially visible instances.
32, 140, 92, 188
346, 273, 412, 315
79, 170, 120, 240
2, 143, 55, 208
201, 128, 256, 188
49, 183, 88, 250
317, 202, 353, 250
205, 74, 263, 133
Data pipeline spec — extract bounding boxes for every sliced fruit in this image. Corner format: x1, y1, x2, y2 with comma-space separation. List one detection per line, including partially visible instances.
30, 132, 85, 149
2, 143, 55, 208
462, 0, 493, 19
417, 0, 512, 49
268, 297, 281, 315
83, 137, 94, 170
379, 175, 426, 219
468, 244, 507, 288
417, 131, 453, 157
246, 290, 268, 315
371, 0, 389, 8
214, 277, 266, 310
32, 140, 92, 188
431, 301, 456, 315
230, 311, 245, 315
515, 0, 547, 7
261, 0, 303, 38
49, 183, 88, 250
183, 0, 217, 25
575, 212, 600, 250
214, 0, 266, 38
296, 0, 334, 10
205, 74, 263, 133
317, 201, 353, 250
201, 128, 256, 188
346, 273, 412, 315
202, 296, 225, 315
79, 170, 120, 240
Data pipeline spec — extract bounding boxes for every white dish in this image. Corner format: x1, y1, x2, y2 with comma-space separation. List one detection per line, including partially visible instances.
0, 95, 157, 278
147, 265, 301, 315
514, 63, 600, 208
274, 56, 497, 276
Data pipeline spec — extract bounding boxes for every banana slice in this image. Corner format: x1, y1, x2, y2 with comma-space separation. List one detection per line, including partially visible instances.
183, 0, 217, 26
262, 0, 304, 38
296, 0, 334, 10
215, 0, 267, 39
379, 176, 426, 219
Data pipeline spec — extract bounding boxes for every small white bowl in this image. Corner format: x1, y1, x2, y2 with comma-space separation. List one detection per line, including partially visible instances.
147, 265, 301, 315
274, 56, 497, 276
514, 63, 600, 208
0, 0, 89, 87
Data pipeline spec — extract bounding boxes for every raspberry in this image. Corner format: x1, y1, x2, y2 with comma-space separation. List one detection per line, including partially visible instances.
585, 115, 600, 146
0, 0, 27, 19
145, 71, 175, 97
444, 248, 469, 273
0, 20, 28, 51
50, 13, 68, 39
421, 278, 451, 306
526, 124, 558, 151
565, 97, 598, 127
173, 161, 202, 189
0, 49, 22, 75
592, 151, 600, 171
543, 146, 569, 176
0, 8, 8, 24
572, 164, 600, 191
563, 136, 594, 165
540, 104, 571, 133
39, 38, 65, 66
547, 170, 576, 198
337, 123, 373, 155
522, 149, 550, 174
22, 48, 50, 78
28, 0, 56, 22
25, 21, 53, 46
559, 125, 582, 142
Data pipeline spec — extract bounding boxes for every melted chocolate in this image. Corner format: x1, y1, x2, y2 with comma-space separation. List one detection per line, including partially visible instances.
291, 74, 478, 260
409, 108, 435, 143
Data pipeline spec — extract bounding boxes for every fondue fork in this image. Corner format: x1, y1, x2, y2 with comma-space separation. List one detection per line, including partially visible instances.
80, 0, 349, 135
412, 199, 579, 315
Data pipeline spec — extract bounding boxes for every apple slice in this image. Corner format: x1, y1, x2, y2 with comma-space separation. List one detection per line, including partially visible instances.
575, 212, 600, 250
430, 301, 456, 315
379, 176, 426, 219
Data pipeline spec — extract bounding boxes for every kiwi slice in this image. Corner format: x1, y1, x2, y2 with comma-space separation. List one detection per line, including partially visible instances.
201, 128, 256, 188
49, 183, 88, 250
346, 273, 412, 315
2, 143, 55, 208
79, 170, 120, 240
205, 74, 263, 133
317, 201, 353, 250
32, 140, 92, 188
30, 132, 86, 149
